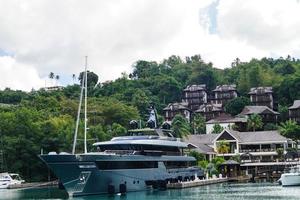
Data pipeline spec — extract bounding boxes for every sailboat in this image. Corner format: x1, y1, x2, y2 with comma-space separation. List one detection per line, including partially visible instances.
39, 57, 203, 197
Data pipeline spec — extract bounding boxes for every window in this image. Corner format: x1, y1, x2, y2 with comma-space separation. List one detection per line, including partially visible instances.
96, 161, 158, 170
164, 161, 196, 169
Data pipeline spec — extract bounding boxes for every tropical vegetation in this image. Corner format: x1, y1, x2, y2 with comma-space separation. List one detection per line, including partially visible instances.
0, 54, 300, 181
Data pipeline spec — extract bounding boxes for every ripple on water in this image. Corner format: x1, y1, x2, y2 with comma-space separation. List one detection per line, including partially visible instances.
1, 182, 300, 200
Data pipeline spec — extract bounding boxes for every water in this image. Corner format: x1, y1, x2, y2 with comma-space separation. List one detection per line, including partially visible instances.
1, 182, 300, 200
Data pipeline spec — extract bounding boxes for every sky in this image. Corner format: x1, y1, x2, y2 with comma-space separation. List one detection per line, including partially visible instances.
0, 0, 300, 91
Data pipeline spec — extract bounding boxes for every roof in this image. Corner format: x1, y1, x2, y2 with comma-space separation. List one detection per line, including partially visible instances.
93, 138, 189, 148
212, 84, 237, 92
185, 134, 219, 145
227, 130, 288, 144
206, 113, 247, 124
183, 84, 206, 92
221, 160, 240, 165
185, 129, 289, 146
193, 144, 216, 154
184, 135, 216, 154
248, 87, 273, 95
289, 100, 300, 109
163, 102, 190, 111
239, 106, 279, 115
195, 103, 222, 113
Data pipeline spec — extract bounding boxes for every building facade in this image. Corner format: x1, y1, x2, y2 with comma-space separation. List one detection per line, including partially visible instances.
239, 106, 279, 125
163, 102, 191, 122
289, 100, 300, 124
249, 87, 274, 109
186, 129, 294, 163
182, 85, 207, 111
210, 85, 238, 107
195, 103, 223, 121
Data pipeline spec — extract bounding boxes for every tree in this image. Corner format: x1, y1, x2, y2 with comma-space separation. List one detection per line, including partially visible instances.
217, 140, 230, 157
49, 72, 54, 80
279, 120, 300, 142
278, 105, 289, 122
274, 63, 295, 75
72, 74, 76, 84
212, 123, 224, 134
55, 75, 60, 86
193, 114, 206, 134
188, 151, 206, 162
247, 114, 263, 131
224, 97, 251, 116
171, 114, 191, 138
49, 72, 54, 85
276, 148, 284, 161
78, 71, 99, 88
264, 123, 277, 131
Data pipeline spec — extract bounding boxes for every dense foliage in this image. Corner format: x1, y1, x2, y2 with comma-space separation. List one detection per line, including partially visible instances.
0, 55, 300, 181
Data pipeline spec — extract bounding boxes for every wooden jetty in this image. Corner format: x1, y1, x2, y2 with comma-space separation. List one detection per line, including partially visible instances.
167, 177, 228, 189
7, 180, 58, 189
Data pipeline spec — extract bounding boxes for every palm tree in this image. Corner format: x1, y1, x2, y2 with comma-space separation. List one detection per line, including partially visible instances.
72, 74, 76, 84
279, 120, 300, 141
247, 114, 263, 132
171, 114, 191, 138
212, 123, 224, 134
193, 113, 206, 134
49, 72, 55, 86
217, 140, 230, 157
55, 75, 60, 86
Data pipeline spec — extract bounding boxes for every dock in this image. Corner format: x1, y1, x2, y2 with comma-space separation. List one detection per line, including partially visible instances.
7, 180, 58, 189
166, 177, 228, 189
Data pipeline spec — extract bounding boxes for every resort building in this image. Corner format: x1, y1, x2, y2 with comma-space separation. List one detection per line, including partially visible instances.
163, 102, 191, 122
289, 100, 300, 124
195, 103, 223, 121
238, 106, 279, 124
186, 129, 294, 163
182, 85, 207, 111
248, 87, 274, 109
43, 86, 64, 91
210, 85, 238, 107
205, 114, 247, 134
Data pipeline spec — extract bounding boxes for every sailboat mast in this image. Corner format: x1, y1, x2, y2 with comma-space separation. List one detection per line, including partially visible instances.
84, 56, 88, 154
72, 60, 85, 154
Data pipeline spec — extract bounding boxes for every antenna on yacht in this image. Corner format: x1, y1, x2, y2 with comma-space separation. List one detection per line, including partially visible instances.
72, 56, 88, 154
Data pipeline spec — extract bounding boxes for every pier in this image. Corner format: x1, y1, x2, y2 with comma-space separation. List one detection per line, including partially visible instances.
167, 177, 228, 189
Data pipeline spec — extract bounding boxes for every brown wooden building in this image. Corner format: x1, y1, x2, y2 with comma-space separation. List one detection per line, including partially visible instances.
182, 84, 207, 111
239, 106, 279, 125
210, 84, 238, 107
163, 102, 191, 122
249, 87, 274, 109
289, 100, 300, 124
195, 103, 223, 121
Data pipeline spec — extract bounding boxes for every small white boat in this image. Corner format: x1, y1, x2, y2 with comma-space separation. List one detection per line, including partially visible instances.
278, 165, 300, 186
0, 173, 25, 189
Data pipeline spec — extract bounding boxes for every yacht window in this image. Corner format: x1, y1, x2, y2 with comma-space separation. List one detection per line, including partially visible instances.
164, 161, 196, 169
95, 161, 158, 170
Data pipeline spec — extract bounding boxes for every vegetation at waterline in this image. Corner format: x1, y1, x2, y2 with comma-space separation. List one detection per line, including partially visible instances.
0, 55, 300, 181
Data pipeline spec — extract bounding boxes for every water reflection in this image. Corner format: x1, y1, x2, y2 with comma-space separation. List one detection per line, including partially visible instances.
1, 182, 300, 200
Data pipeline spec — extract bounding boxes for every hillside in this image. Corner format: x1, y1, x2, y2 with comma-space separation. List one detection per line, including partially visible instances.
0, 55, 299, 181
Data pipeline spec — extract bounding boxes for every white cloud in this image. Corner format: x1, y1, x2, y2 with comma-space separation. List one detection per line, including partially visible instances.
0, 56, 44, 91
0, 0, 299, 90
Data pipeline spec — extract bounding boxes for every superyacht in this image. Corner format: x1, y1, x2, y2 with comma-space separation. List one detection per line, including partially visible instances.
39, 58, 203, 197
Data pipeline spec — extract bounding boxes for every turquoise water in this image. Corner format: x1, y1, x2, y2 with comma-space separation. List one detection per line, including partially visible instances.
1, 182, 300, 200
